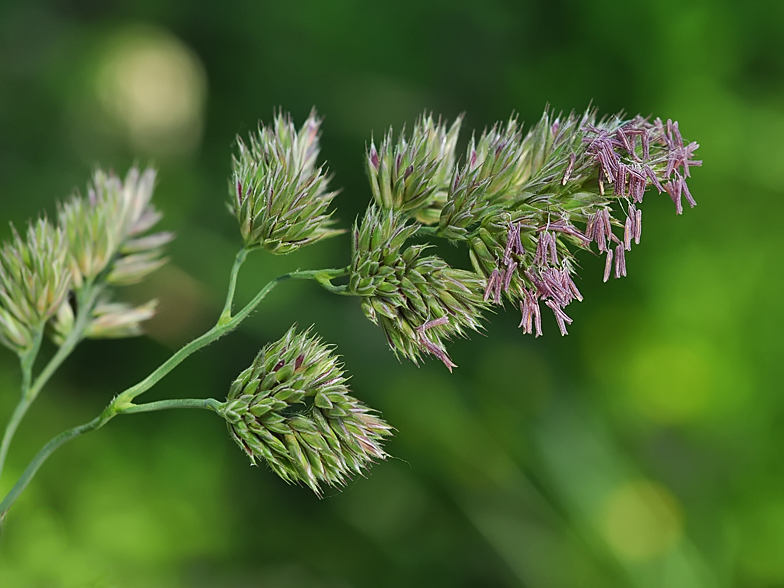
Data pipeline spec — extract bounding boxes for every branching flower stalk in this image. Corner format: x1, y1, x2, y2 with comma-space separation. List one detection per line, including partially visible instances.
0, 107, 700, 519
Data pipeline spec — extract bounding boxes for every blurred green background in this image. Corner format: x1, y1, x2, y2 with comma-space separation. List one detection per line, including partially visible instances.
0, 0, 781, 586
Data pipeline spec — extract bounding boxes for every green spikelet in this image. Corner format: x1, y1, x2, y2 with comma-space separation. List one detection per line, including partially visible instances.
51, 166, 171, 344
366, 112, 461, 224
229, 110, 342, 253
0, 219, 70, 353
58, 167, 173, 289
349, 205, 487, 370
221, 326, 392, 495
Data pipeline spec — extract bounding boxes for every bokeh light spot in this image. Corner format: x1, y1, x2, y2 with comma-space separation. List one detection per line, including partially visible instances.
602, 480, 682, 561
94, 25, 206, 157
626, 339, 715, 424
739, 500, 784, 582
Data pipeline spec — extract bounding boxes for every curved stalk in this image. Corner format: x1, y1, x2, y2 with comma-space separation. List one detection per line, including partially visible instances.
117, 397, 223, 415
27, 285, 101, 401
218, 247, 249, 325
20, 327, 45, 396
0, 261, 350, 518
0, 395, 33, 485
1, 328, 48, 475
112, 272, 287, 408
0, 396, 223, 519
415, 225, 441, 238
112, 266, 350, 407
0, 286, 100, 483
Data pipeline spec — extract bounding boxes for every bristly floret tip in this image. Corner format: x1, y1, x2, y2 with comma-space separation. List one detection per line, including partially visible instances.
220, 326, 391, 495
229, 110, 342, 253
349, 205, 487, 370
366, 112, 462, 225
0, 218, 70, 353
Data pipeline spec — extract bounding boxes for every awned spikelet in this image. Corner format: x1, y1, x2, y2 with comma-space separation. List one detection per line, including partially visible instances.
0, 219, 70, 353
349, 206, 487, 370
438, 115, 534, 240
426, 109, 701, 337
50, 166, 172, 344
58, 167, 173, 289
229, 110, 342, 253
366, 112, 462, 224
220, 327, 391, 495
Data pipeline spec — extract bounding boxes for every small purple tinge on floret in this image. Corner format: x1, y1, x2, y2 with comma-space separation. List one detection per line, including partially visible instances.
369, 144, 380, 170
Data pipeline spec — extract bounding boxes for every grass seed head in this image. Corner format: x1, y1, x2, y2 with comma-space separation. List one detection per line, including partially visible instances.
0, 218, 70, 353
229, 110, 342, 253
221, 326, 392, 495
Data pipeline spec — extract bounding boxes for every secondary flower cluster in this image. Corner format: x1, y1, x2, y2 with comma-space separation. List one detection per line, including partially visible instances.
217, 106, 701, 491
0, 220, 69, 351
221, 327, 391, 494
0, 167, 171, 354
350, 205, 487, 370
53, 167, 171, 344
348, 109, 701, 362
229, 110, 341, 253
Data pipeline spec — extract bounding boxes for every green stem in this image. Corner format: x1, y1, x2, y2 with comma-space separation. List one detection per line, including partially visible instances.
0, 326, 48, 478
415, 225, 441, 238
0, 287, 100, 484
112, 266, 349, 408
0, 397, 222, 519
27, 286, 100, 401
0, 397, 33, 484
218, 248, 249, 325
20, 327, 45, 396
0, 416, 101, 520
305, 266, 351, 295
0, 258, 349, 518
112, 273, 284, 408
116, 397, 223, 415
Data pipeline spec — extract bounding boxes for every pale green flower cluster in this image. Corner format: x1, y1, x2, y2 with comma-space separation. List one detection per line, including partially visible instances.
229, 111, 342, 253
222, 327, 391, 495
0, 167, 172, 355
0, 106, 701, 509
0, 220, 70, 351
218, 108, 700, 489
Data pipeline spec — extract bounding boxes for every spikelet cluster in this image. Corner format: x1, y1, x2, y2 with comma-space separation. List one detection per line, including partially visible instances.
49, 297, 159, 346
58, 167, 172, 288
229, 111, 341, 253
221, 327, 391, 495
51, 167, 172, 342
0, 219, 70, 352
354, 108, 701, 364
449, 110, 702, 337
366, 113, 461, 224
349, 206, 487, 370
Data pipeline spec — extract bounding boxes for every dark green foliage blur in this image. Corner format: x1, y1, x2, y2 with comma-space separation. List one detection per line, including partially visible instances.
0, 0, 782, 585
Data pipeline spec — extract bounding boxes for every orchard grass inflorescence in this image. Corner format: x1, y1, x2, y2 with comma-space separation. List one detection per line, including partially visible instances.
0, 106, 700, 519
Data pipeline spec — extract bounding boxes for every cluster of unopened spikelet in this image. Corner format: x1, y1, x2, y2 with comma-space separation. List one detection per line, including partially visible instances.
0, 168, 170, 353
0, 107, 700, 496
